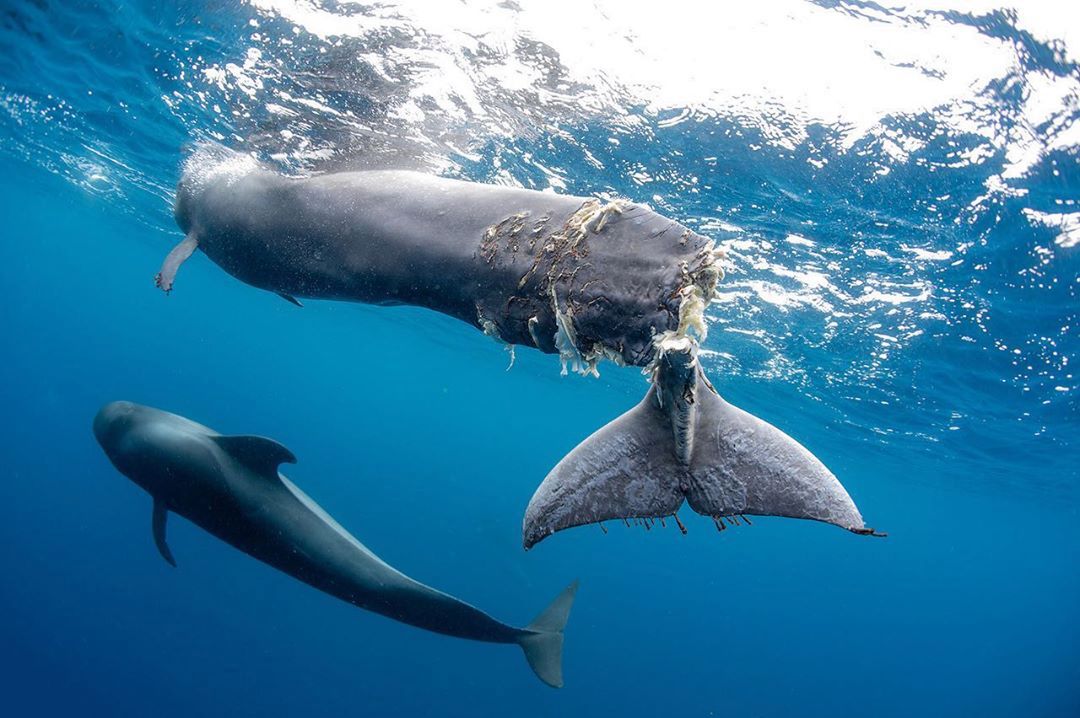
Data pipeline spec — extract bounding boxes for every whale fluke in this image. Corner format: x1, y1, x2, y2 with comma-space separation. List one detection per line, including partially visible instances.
523, 338, 876, 549
152, 498, 177, 567
517, 580, 579, 688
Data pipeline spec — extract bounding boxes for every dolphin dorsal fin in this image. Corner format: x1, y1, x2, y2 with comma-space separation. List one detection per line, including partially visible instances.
211, 435, 297, 481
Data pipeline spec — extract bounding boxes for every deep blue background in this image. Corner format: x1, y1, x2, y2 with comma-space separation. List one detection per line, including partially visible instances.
1, 157, 1077, 717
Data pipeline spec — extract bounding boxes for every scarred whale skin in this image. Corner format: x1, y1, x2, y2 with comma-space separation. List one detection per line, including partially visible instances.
159, 144, 880, 548
93, 400, 578, 687
163, 143, 722, 370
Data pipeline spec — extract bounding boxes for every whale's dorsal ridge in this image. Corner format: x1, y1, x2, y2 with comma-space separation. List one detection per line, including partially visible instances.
211, 435, 297, 481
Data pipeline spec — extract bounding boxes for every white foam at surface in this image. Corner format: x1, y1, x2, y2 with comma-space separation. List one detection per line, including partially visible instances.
251, 0, 1077, 158
1023, 209, 1080, 249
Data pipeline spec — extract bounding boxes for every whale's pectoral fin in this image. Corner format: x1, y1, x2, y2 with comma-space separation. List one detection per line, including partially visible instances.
211, 435, 297, 482
154, 234, 199, 294
276, 292, 303, 307
152, 498, 177, 567
523, 340, 876, 549
517, 580, 579, 688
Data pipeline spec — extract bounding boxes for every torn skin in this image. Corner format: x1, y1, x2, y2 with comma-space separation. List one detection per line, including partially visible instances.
154, 234, 199, 293
169, 146, 720, 371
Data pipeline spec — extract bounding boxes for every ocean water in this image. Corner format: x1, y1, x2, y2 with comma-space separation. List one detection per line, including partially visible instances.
1, 1, 1078, 716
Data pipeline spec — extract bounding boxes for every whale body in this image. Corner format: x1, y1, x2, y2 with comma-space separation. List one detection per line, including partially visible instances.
158, 144, 881, 547
163, 144, 722, 371
93, 400, 578, 687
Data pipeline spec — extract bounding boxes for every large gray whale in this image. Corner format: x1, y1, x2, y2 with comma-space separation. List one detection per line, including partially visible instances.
93, 400, 578, 687
159, 143, 882, 547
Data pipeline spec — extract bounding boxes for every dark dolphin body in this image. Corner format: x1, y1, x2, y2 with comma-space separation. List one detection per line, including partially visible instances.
159, 144, 881, 548
93, 401, 578, 687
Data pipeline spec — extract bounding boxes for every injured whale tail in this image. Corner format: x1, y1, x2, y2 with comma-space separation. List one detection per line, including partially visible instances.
523, 336, 883, 549
516, 580, 579, 688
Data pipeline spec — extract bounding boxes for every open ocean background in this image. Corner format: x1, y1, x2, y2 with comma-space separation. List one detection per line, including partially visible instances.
1, 1, 1077, 716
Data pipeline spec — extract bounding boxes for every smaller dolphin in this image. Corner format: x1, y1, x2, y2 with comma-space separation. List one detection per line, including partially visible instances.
93, 401, 578, 688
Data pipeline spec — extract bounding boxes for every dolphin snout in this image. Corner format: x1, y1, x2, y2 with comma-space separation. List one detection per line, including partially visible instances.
93, 400, 136, 448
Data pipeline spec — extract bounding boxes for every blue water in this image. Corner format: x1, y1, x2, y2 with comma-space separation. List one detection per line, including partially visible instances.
1, 1, 1078, 716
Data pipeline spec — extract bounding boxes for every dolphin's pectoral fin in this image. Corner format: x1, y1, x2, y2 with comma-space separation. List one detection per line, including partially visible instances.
152, 498, 177, 567
276, 292, 303, 307
154, 233, 199, 294
523, 339, 876, 548
211, 435, 297, 482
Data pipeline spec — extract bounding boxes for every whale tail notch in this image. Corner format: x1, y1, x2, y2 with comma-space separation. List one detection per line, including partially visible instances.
523, 339, 879, 549
517, 580, 579, 688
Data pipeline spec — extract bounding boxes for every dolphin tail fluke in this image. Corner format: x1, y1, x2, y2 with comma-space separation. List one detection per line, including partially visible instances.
517, 580, 579, 688
523, 337, 879, 549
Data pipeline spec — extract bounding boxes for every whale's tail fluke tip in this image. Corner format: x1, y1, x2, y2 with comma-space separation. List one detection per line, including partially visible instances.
517, 580, 579, 688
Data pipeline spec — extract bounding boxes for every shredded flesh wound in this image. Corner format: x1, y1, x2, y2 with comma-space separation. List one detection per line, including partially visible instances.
564, 199, 631, 240
485, 195, 725, 378
640, 241, 725, 372
675, 244, 726, 342
552, 288, 593, 377
650, 333, 698, 465
477, 305, 516, 370
550, 278, 627, 378
550, 198, 695, 378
